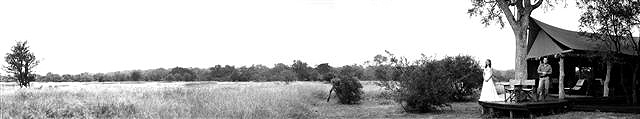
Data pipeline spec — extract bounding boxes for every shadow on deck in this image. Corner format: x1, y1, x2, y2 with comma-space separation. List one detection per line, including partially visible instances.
549, 94, 640, 113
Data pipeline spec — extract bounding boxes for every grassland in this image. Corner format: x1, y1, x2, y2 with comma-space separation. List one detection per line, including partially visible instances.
1, 81, 638, 118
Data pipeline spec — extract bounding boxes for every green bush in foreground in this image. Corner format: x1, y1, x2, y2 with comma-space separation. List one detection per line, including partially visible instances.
372, 51, 481, 112
331, 76, 363, 104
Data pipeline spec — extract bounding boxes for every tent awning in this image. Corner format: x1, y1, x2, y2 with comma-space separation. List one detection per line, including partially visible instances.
526, 18, 638, 58
527, 31, 565, 58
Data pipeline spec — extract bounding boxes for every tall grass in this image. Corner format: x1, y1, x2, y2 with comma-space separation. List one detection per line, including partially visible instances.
0, 82, 329, 118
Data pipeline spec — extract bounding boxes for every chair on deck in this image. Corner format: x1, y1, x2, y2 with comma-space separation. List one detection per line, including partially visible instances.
522, 80, 537, 92
522, 80, 538, 101
504, 79, 537, 102
503, 80, 518, 102
564, 79, 586, 95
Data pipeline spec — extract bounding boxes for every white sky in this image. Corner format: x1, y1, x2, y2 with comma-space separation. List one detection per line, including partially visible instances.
0, 0, 581, 75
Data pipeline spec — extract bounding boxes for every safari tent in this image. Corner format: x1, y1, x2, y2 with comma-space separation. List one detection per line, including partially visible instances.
478, 18, 639, 117
525, 17, 639, 102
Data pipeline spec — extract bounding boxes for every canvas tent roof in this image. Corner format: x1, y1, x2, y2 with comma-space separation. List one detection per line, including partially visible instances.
526, 18, 638, 58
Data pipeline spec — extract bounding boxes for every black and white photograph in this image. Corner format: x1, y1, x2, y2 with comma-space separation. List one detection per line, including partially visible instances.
1, 0, 639, 118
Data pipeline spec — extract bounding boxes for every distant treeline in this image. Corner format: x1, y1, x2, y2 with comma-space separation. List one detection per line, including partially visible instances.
0, 57, 515, 82
0, 60, 370, 82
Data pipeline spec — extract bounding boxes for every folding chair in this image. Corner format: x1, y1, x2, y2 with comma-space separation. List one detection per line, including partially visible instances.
503, 79, 519, 102
522, 79, 538, 101
564, 79, 586, 95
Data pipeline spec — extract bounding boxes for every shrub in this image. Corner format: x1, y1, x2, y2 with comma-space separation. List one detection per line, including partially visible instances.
440, 55, 483, 101
331, 76, 363, 104
372, 51, 483, 112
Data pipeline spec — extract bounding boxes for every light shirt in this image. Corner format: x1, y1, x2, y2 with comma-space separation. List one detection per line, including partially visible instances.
537, 63, 552, 77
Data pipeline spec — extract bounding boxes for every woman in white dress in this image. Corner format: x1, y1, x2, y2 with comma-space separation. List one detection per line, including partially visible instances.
479, 59, 504, 102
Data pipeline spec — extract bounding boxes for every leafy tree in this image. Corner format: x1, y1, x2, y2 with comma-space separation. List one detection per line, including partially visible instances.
468, 0, 565, 81
316, 63, 332, 74
191, 68, 212, 81
128, 70, 142, 81
142, 68, 169, 81
3, 41, 40, 87
230, 66, 252, 81
292, 60, 312, 81
278, 69, 298, 82
62, 74, 73, 82
249, 64, 270, 81
362, 66, 377, 81
272, 63, 290, 72
269, 63, 297, 82
316, 63, 334, 81
93, 73, 106, 82
40, 72, 63, 82
309, 69, 322, 81
209, 65, 235, 80
130, 71, 142, 81
76, 72, 95, 82
578, 0, 640, 104
337, 64, 365, 80
167, 67, 196, 81
113, 71, 130, 81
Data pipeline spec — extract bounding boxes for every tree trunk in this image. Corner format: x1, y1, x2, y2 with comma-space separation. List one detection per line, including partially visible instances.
514, 29, 528, 82
633, 63, 638, 105
604, 61, 612, 97
620, 66, 630, 104
559, 57, 565, 99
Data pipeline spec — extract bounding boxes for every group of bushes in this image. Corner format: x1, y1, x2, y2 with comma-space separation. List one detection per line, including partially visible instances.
0, 60, 376, 83
326, 52, 485, 112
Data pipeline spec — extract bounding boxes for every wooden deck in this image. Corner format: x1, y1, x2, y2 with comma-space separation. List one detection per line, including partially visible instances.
572, 104, 640, 113
478, 100, 570, 118
548, 94, 640, 113
483, 94, 640, 117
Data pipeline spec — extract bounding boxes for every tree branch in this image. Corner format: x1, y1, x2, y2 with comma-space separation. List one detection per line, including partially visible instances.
483, 0, 498, 3
517, 0, 527, 23
532, 0, 544, 10
497, 0, 518, 30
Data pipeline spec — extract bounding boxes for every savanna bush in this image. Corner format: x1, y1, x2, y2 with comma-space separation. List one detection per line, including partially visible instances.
331, 76, 363, 104
331, 65, 365, 104
440, 55, 483, 101
372, 51, 482, 112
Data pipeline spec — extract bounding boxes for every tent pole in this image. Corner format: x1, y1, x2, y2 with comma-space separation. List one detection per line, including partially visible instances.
559, 57, 565, 99
604, 61, 612, 97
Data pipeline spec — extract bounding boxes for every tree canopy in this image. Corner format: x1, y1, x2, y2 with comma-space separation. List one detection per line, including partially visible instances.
468, 0, 565, 80
577, 0, 640, 105
3, 41, 40, 87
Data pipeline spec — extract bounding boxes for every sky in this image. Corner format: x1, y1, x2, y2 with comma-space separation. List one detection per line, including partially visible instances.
0, 0, 582, 75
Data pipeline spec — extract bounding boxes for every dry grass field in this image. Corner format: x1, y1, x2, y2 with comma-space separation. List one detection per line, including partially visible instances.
1, 81, 639, 118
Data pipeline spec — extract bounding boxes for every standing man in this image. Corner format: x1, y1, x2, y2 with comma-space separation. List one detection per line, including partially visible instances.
537, 57, 552, 101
